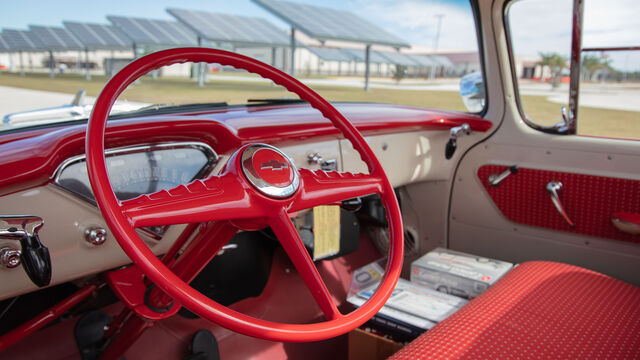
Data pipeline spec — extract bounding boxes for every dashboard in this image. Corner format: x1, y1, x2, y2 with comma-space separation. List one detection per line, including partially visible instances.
0, 103, 491, 300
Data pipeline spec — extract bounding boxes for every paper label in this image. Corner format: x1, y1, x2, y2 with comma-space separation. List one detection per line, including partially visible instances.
313, 205, 340, 260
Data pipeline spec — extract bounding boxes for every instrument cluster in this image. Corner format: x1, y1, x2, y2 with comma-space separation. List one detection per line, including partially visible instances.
54, 142, 217, 235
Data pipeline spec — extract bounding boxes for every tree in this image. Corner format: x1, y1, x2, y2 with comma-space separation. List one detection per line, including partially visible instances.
392, 65, 407, 83
538, 53, 567, 89
582, 55, 605, 82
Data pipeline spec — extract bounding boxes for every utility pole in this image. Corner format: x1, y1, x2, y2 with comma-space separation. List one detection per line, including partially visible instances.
430, 14, 445, 81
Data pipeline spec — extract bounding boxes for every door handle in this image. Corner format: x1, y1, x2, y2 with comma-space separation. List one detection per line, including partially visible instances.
611, 212, 640, 235
488, 165, 518, 186
545, 181, 575, 228
445, 123, 472, 159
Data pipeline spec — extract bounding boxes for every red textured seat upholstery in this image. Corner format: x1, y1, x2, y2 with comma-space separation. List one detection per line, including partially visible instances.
389, 261, 640, 359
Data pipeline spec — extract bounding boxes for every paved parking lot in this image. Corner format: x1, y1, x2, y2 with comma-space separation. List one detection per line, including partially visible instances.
0, 85, 149, 123
0, 86, 83, 117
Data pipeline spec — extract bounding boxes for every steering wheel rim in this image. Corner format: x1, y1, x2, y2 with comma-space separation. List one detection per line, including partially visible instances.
86, 47, 404, 342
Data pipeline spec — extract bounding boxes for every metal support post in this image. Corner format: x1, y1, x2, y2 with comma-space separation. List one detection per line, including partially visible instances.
364, 44, 371, 91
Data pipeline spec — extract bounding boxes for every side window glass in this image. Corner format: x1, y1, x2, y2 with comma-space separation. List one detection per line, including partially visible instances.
507, 0, 640, 140
507, 0, 573, 128
578, 0, 640, 139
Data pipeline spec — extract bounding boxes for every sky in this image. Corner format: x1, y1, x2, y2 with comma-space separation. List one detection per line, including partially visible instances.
509, 0, 640, 71
1, 0, 638, 70
0, 0, 481, 52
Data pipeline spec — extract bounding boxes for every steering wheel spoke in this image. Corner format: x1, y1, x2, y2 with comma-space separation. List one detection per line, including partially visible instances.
121, 173, 263, 228
290, 169, 383, 212
270, 208, 343, 321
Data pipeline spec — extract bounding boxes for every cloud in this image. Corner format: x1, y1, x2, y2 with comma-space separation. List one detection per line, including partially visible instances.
583, 0, 640, 48
507, 0, 639, 71
348, 0, 639, 71
348, 0, 480, 51
508, 0, 574, 57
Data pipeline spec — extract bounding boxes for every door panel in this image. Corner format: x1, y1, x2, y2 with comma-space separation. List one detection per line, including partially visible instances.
477, 165, 640, 243
449, 137, 640, 286
447, 0, 640, 286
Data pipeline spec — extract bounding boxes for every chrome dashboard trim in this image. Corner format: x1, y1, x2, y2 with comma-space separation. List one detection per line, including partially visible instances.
51, 142, 218, 239
52, 142, 218, 186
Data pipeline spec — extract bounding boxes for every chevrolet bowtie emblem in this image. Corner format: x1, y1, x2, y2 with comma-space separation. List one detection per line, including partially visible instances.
260, 159, 289, 170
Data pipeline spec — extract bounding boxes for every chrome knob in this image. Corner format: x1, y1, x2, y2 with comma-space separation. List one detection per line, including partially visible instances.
0, 247, 22, 268
85, 227, 107, 245
307, 152, 338, 171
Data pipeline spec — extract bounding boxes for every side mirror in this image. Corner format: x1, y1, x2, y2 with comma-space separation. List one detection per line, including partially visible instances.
459, 71, 485, 113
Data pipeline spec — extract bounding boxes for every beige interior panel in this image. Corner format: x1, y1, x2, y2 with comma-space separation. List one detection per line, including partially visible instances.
0, 185, 187, 300
340, 131, 482, 187
448, 0, 640, 286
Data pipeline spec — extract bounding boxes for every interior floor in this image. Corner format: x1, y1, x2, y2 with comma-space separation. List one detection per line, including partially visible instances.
2, 234, 382, 360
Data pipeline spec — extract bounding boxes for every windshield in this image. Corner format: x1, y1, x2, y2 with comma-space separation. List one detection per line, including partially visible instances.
0, 0, 484, 132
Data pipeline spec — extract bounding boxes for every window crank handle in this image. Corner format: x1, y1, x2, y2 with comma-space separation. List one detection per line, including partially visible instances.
545, 181, 575, 228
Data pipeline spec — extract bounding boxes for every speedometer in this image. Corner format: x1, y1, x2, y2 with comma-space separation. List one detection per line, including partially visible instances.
53, 142, 217, 236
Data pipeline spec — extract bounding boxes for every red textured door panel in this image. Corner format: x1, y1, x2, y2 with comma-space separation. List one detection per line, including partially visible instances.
477, 165, 640, 243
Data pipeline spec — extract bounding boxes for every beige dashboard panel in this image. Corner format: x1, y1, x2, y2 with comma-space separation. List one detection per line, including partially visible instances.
0, 185, 187, 300
0, 140, 341, 300
279, 140, 342, 172
341, 131, 454, 187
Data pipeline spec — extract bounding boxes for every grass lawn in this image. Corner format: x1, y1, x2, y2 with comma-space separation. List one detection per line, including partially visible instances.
1, 72, 637, 139
520, 95, 640, 139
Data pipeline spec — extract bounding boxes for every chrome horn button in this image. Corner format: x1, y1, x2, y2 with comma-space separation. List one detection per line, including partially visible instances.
241, 144, 300, 199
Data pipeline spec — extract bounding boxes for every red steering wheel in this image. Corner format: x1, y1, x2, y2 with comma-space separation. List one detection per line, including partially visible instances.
86, 48, 403, 342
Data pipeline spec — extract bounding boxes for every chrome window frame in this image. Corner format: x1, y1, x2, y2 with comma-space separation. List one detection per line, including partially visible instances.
503, 0, 583, 135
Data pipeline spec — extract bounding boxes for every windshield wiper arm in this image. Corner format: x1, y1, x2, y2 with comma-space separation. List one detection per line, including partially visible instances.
246, 98, 307, 105
109, 102, 229, 119
130, 102, 229, 113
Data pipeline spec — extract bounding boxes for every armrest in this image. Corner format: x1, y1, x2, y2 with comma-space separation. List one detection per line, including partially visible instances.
611, 212, 640, 235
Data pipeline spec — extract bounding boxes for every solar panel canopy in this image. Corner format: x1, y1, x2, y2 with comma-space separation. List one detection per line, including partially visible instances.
341, 48, 388, 63
430, 55, 455, 68
29, 25, 84, 50
167, 8, 290, 47
0, 34, 9, 52
1, 29, 43, 51
63, 21, 133, 50
108, 15, 197, 47
307, 47, 354, 62
408, 54, 437, 67
253, 0, 409, 48
379, 51, 419, 66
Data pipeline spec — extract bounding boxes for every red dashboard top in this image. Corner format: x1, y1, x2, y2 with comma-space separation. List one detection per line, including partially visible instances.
0, 103, 491, 196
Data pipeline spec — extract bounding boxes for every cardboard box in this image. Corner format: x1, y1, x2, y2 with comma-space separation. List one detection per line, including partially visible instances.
411, 247, 513, 299
348, 328, 403, 360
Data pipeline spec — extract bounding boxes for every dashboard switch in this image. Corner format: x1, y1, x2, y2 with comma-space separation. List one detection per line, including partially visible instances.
85, 227, 107, 246
0, 247, 21, 268
307, 152, 338, 171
